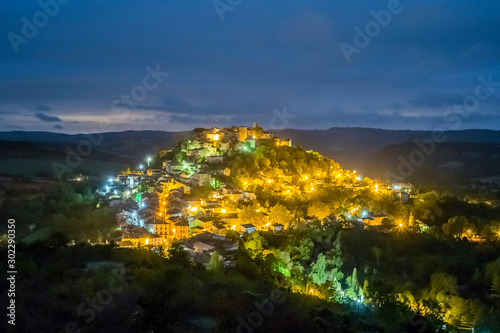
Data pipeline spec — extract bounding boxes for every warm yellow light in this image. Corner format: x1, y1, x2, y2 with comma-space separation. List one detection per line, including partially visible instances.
159, 213, 162, 216
145, 238, 149, 245
256, 209, 260, 212
190, 206, 198, 212
221, 208, 226, 213
286, 190, 290, 193
399, 224, 403, 227
201, 201, 204, 205
214, 134, 220, 141
231, 225, 236, 230
310, 187, 314, 191
304, 176, 308, 180
267, 179, 271, 183
353, 170, 357, 174
244, 182, 247, 185
337, 174, 341, 177
173, 228, 176, 233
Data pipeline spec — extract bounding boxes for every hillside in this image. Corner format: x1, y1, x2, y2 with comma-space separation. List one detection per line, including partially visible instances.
366, 142, 500, 187
1, 128, 500, 184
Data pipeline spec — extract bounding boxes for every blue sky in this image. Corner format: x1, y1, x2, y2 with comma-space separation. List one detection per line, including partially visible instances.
1, 0, 499, 132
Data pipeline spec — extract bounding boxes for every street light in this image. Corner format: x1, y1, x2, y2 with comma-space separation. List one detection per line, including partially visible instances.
139, 164, 144, 170
147, 156, 152, 167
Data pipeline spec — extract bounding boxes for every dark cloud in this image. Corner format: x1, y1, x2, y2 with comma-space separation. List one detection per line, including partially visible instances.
410, 93, 465, 109
35, 105, 52, 111
1, 0, 499, 132
34, 113, 61, 122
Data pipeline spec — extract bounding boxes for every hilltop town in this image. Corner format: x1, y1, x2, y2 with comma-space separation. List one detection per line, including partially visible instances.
98, 123, 415, 264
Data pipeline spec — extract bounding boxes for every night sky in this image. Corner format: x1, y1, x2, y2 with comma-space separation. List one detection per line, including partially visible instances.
1, 0, 500, 133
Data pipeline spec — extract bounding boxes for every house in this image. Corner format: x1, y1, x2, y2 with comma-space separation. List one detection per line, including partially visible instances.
181, 232, 238, 254
272, 224, 284, 234
190, 217, 213, 230
207, 128, 223, 142
362, 214, 388, 226
240, 224, 256, 233
149, 221, 170, 240
192, 172, 211, 187
121, 231, 164, 247
397, 191, 410, 202
147, 169, 162, 177
207, 156, 225, 165
170, 217, 189, 239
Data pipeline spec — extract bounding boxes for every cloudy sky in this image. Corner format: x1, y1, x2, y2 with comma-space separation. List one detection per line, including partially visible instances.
1, 0, 500, 133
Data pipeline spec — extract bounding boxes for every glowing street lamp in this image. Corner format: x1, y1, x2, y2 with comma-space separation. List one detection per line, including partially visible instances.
139, 164, 144, 170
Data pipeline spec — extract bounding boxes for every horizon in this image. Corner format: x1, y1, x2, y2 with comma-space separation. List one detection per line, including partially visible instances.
2, 126, 500, 136
2, 1, 500, 132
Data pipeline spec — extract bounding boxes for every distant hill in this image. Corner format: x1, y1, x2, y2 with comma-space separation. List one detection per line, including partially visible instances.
273, 127, 500, 168
0, 130, 191, 161
366, 142, 500, 187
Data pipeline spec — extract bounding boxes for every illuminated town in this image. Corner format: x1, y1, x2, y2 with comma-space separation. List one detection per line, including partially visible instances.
2, 0, 500, 331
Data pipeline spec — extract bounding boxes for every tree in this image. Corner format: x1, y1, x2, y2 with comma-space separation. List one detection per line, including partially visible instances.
167, 241, 191, 267
308, 201, 331, 221
238, 205, 266, 227
442, 216, 475, 238
244, 231, 267, 258
206, 250, 223, 273
310, 253, 328, 285
345, 268, 361, 302
269, 203, 293, 227
492, 275, 500, 298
